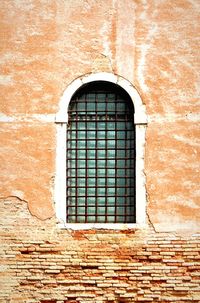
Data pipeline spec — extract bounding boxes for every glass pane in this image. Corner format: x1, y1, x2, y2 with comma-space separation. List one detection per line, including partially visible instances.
78, 140, 85, 149
107, 103, 115, 111
98, 122, 106, 129
78, 187, 85, 196
78, 149, 86, 158
88, 168, 95, 177
97, 206, 105, 215
88, 197, 96, 206
78, 168, 86, 176
117, 187, 125, 196
107, 169, 115, 176
107, 149, 115, 158
98, 178, 106, 186
87, 93, 96, 102
98, 197, 106, 206
107, 197, 115, 206
107, 93, 115, 101
88, 207, 95, 215
97, 150, 106, 158
117, 102, 125, 111
88, 160, 95, 168
77, 103, 85, 111
97, 103, 106, 111
88, 178, 96, 187
78, 159, 85, 168
98, 168, 106, 176
70, 140, 76, 149
98, 131, 106, 139
87, 122, 95, 129
88, 140, 95, 148
117, 149, 126, 158
107, 131, 115, 139
107, 122, 115, 129
87, 102, 95, 111
107, 178, 115, 186
98, 140, 106, 148
88, 187, 95, 196
117, 178, 126, 187
107, 206, 115, 215
87, 149, 95, 158
97, 159, 106, 167
107, 187, 115, 195
97, 187, 105, 196
117, 131, 125, 140
78, 131, 86, 139
88, 130, 95, 139
77, 178, 85, 187
97, 93, 106, 102
117, 197, 125, 206
107, 159, 115, 167
78, 197, 86, 206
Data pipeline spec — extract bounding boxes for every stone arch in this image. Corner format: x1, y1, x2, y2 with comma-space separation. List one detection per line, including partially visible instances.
55, 72, 147, 228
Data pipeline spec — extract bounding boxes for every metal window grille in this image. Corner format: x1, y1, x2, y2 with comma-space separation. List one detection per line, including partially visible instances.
66, 81, 135, 223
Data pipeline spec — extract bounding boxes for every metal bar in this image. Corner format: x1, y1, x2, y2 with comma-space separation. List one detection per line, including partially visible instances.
75, 98, 78, 222
105, 92, 108, 223
85, 93, 88, 223
125, 104, 128, 223
95, 92, 98, 223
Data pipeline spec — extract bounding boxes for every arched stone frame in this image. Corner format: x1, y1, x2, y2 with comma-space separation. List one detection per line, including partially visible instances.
55, 72, 147, 229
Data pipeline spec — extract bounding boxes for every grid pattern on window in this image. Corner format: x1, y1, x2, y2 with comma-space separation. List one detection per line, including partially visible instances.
66, 82, 135, 223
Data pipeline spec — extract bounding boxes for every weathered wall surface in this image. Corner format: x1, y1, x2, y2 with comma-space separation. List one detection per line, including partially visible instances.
0, 0, 200, 302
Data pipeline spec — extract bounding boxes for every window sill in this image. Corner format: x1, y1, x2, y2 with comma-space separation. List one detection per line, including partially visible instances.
58, 223, 146, 230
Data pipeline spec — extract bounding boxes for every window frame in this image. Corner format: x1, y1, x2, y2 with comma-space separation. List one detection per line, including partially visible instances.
55, 73, 147, 229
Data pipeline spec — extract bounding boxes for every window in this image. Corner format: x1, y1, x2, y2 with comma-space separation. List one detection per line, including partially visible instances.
67, 82, 135, 223
55, 72, 147, 228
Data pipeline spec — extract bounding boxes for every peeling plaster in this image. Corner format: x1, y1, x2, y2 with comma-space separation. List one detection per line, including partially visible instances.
0, 75, 14, 85
0, 195, 54, 221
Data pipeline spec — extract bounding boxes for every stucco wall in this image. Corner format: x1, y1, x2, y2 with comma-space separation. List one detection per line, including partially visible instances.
0, 0, 200, 302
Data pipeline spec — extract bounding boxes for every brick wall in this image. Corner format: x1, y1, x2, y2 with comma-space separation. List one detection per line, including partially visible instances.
0, 197, 200, 302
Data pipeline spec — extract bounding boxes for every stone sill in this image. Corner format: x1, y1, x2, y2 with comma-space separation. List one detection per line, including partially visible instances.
58, 223, 147, 230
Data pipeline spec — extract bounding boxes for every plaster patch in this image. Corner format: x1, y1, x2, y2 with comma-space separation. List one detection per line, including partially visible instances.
137, 24, 157, 93
11, 190, 25, 200
0, 75, 14, 85
166, 195, 199, 209
100, 22, 112, 59
173, 134, 200, 147
0, 114, 55, 123
149, 113, 200, 123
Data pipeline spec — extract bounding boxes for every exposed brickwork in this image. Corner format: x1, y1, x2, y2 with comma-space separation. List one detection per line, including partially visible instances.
0, 198, 199, 302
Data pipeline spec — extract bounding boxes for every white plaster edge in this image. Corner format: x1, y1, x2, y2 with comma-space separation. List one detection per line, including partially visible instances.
135, 125, 146, 225
56, 78, 83, 123
82, 72, 118, 84
58, 223, 147, 230
55, 123, 66, 224
55, 72, 147, 124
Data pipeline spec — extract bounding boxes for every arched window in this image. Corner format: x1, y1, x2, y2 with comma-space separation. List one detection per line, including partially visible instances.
67, 81, 135, 223
55, 73, 147, 228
